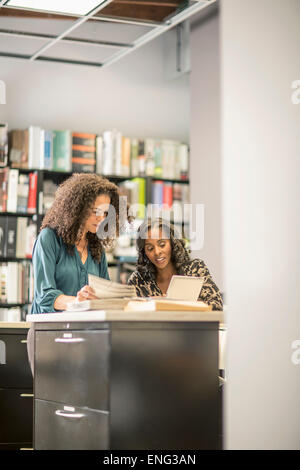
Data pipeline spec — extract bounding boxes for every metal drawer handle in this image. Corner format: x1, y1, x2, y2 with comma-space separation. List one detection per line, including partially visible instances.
20, 340, 27, 344
55, 410, 85, 419
20, 393, 34, 398
54, 338, 85, 344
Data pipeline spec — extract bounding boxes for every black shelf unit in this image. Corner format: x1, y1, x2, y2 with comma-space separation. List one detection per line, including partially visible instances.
0, 166, 190, 303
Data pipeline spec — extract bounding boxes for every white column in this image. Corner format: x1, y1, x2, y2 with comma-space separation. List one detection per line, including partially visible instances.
221, 0, 300, 449
190, 9, 223, 290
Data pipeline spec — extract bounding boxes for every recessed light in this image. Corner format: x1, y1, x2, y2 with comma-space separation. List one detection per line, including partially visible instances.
5, 0, 106, 16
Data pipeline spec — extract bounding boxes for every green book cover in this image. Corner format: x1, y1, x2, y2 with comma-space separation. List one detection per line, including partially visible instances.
132, 177, 145, 219
52, 130, 71, 172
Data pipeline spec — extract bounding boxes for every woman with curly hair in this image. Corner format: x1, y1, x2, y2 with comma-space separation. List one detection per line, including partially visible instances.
31, 173, 120, 314
128, 218, 223, 310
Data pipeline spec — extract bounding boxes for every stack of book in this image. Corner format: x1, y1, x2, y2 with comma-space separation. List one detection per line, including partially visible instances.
41, 179, 58, 214
0, 306, 22, 322
0, 168, 38, 214
149, 180, 190, 222
0, 216, 37, 259
72, 133, 96, 173
98, 130, 131, 177
0, 261, 33, 304
7, 124, 189, 180
97, 133, 189, 180
118, 178, 146, 220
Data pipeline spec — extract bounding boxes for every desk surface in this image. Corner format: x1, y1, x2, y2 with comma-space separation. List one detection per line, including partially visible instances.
27, 310, 224, 323
0, 321, 31, 329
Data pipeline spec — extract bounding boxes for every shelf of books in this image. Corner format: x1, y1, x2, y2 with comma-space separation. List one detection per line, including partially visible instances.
0, 123, 190, 318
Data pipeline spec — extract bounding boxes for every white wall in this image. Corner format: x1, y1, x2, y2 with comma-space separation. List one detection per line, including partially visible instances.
0, 18, 189, 141
221, 0, 300, 449
190, 8, 223, 290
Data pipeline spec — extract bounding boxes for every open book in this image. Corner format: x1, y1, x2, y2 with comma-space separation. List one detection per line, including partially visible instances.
65, 274, 136, 311
88, 274, 136, 298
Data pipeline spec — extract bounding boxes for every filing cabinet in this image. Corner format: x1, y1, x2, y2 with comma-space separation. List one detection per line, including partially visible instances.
33, 321, 220, 450
0, 328, 33, 450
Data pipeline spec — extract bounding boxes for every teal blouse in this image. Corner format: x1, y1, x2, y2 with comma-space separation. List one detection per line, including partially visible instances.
31, 227, 110, 314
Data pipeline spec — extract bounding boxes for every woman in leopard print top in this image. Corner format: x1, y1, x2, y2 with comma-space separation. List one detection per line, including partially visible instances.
128, 218, 223, 311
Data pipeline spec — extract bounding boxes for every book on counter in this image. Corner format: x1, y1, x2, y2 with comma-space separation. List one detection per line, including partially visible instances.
66, 298, 131, 312
124, 299, 212, 312
65, 297, 212, 312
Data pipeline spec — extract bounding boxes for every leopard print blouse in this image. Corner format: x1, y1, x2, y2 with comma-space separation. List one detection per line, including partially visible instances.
127, 258, 223, 311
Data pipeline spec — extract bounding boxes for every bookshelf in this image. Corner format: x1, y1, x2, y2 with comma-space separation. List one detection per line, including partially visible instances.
0, 124, 190, 318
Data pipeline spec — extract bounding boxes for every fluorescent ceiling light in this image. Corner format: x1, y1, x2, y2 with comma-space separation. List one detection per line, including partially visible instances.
5, 0, 106, 16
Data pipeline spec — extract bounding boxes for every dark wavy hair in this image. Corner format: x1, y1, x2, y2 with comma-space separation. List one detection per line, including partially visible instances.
135, 218, 190, 279
41, 173, 120, 261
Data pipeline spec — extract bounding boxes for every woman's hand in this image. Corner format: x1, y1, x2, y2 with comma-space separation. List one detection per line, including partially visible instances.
76, 285, 98, 302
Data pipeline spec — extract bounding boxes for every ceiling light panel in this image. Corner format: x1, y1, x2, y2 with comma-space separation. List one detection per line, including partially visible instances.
5, 0, 106, 16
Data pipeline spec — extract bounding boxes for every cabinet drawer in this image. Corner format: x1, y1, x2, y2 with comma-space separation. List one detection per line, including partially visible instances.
0, 388, 33, 443
34, 399, 109, 450
0, 333, 33, 388
35, 330, 110, 410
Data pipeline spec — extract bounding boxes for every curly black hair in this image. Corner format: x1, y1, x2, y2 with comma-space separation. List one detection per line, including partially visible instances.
41, 173, 120, 261
135, 218, 191, 280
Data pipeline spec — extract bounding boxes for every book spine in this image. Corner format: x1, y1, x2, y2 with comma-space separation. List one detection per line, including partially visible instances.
71, 141, 96, 172
53, 130, 72, 172
71, 160, 96, 173
163, 182, 173, 209
44, 130, 53, 170
72, 133, 96, 146
0, 263, 7, 303
25, 221, 37, 259
102, 131, 114, 175
6, 168, 19, 212
38, 128, 44, 170
7, 262, 18, 304
114, 130, 122, 176
151, 180, 164, 206
6, 216, 17, 257
145, 139, 155, 176
130, 138, 139, 177
0, 217, 5, 256
17, 173, 29, 213
121, 137, 131, 177
28, 126, 40, 169
0, 123, 8, 167
178, 143, 189, 180
27, 171, 38, 214
137, 140, 146, 176
0, 167, 7, 212
96, 136, 103, 174
16, 217, 28, 258
132, 177, 146, 219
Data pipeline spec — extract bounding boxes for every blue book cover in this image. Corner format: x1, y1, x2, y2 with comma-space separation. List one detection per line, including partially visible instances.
151, 180, 163, 207
44, 130, 53, 170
